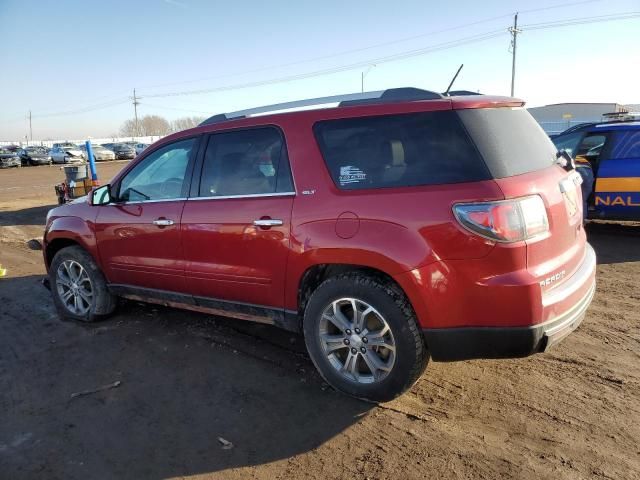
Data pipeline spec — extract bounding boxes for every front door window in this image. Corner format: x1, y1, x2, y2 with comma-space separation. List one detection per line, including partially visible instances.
118, 138, 195, 202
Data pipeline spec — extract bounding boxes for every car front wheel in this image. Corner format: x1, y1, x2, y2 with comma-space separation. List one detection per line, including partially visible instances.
303, 273, 429, 402
49, 245, 116, 322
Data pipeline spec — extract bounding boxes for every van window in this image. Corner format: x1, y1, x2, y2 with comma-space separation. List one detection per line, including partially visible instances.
198, 127, 294, 197
314, 111, 490, 190
610, 130, 640, 159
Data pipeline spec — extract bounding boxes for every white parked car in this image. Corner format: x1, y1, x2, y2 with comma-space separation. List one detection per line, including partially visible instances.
79, 144, 116, 161
50, 145, 85, 164
135, 143, 150, 155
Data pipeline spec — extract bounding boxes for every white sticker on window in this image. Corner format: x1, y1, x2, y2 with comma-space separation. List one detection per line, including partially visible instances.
339, 165, 366, 185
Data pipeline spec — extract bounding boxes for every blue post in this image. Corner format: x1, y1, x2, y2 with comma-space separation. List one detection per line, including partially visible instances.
85, 140, 99, 186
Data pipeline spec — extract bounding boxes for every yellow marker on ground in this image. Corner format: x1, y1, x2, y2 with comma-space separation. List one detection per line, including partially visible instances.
0, 265, 6, 277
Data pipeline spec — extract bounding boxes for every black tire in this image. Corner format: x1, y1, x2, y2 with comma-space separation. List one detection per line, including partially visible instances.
49, 245, 117, 322
303, 273, 429, 402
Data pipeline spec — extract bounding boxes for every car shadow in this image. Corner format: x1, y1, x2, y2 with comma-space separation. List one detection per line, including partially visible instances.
586, 221, 640, 265
0, 204, 56, 226
0, 275, 373, 479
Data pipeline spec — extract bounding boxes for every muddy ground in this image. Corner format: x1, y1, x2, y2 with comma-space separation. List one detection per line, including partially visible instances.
0, 163, 639, 480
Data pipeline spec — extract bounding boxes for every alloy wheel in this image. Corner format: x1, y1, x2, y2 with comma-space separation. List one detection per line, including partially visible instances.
56, 260, 93, 315
319, 298, 396, 384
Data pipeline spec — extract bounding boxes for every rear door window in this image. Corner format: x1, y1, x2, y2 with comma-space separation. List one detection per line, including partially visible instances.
198, 127, 294, 197
313, 111, 490, 190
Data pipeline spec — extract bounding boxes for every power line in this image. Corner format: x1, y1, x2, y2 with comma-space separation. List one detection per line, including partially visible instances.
137, 102, 211, 114
520, 11, 640, 29
137, 16, 513, 91
6, 4, 637, 122
31, 98, 129, 119
140, 10, 638, 100
518, 0, 604, 15
136, 0, 607, 92
141, 30, 506, 99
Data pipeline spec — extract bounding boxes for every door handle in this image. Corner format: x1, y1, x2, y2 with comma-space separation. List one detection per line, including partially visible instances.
153, 218, 174, 226
253, 219, 283, 227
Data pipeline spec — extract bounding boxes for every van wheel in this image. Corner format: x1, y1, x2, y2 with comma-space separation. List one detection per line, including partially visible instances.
49, 246, 117, 322
303, 273, 428, 402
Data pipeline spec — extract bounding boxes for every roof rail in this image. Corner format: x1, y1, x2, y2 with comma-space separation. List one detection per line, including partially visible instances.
199, 87, 443, 126
444, 90, 481, 96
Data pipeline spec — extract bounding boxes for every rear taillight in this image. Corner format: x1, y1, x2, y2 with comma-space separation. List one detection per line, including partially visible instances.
453, 195, 549, 243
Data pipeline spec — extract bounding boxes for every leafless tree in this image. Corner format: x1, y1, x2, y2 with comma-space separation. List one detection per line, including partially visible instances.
119, 119, 138, 137
141, 115, 171, 136
171, 116, 205, 132
119, 115, 172, 137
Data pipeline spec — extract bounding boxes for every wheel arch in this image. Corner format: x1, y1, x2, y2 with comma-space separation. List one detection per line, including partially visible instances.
296, 263, 411, 318
45, 217, 100, 272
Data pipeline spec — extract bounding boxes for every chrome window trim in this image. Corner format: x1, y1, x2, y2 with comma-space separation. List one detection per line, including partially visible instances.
188, 192, 296, 201
113, 197, 188, 205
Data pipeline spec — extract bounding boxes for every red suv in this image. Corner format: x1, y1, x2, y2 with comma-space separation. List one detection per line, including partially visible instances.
44, 88, 596, 401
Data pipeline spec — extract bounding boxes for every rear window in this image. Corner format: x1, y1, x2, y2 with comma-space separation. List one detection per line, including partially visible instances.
457, 108, 557, 178
313, 111, 490, 190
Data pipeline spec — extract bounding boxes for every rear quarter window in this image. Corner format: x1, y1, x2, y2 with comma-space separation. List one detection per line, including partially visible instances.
458, 108, 557, 178
313, 111, 490, 190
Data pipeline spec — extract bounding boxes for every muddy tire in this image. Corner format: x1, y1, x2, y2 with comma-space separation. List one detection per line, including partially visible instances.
303, 273, 429, 402
49, 245, 116, 322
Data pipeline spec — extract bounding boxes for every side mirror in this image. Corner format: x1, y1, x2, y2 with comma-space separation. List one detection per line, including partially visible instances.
91, 184, 113, 206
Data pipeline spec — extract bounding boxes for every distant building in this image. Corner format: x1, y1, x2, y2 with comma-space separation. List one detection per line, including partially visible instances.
528, 103, 630, 135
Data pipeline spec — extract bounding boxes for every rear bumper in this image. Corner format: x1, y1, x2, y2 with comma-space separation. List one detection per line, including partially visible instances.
423, 278, 595, 361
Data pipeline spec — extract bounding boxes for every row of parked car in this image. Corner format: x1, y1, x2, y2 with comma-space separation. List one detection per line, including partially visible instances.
0, 141, 150, 168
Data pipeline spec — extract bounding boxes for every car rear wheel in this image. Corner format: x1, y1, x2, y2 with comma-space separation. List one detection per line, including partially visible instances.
50, 246, 116, 322
303, 273, 429, 402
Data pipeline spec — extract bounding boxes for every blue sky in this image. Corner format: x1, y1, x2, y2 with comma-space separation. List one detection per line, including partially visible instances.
1, 0, 639, 140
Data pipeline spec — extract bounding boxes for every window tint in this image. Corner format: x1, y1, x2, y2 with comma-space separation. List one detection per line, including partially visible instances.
198, 127, 293, 197
314, 111, 489, 190
610, 130, 640, 159
459, 108, 557, 178
118, 138, 194, 202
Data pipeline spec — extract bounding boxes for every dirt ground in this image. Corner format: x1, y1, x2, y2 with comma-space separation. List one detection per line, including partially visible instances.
1, 163, 639, 480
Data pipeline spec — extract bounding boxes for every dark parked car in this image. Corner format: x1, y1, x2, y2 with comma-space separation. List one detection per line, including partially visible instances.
110, 143, 136, 159
18, 146, 52, 166
0, 148, 21, 168
43, 87, 595, 401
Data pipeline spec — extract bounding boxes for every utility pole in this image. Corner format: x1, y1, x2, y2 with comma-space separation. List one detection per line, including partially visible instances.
28, 110, 32, 143
133, 88, 140, 138
508, 13, 521, 97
